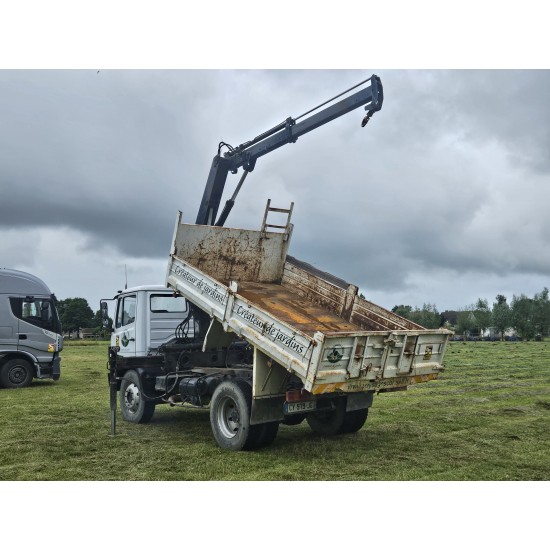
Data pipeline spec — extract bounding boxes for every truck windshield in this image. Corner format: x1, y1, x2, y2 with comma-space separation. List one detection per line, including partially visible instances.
9, 297, 62, 333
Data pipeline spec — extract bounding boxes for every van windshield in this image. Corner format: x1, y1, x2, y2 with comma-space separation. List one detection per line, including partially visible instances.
10, 297, 62, 333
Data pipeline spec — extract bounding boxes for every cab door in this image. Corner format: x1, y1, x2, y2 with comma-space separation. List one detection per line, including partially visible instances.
9, 297, 58, 361
114, 294, 137, 356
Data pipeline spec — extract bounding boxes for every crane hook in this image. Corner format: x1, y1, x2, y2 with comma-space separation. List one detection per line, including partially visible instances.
361, 110, 375, 127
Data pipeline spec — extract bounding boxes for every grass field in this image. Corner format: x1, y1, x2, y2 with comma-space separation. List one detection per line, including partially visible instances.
1, 340, 549, 481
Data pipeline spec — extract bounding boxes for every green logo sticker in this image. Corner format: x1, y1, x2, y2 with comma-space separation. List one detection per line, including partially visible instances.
327, 346, 344, 363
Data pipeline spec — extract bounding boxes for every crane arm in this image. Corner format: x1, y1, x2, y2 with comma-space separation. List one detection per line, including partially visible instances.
195, 74, 383, 226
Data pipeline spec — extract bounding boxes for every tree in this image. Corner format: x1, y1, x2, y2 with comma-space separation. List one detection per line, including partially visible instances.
440, 311, 459, 327
392, 304, 440, 328
392, 305, 413, 319
411, 303, 441, 329
511, 294, 536, 340
473, 298, 492, 337
533, 287, 550, 337
57, 298, 94, 338
492, 295, 511, 340
456, 309, 477, 337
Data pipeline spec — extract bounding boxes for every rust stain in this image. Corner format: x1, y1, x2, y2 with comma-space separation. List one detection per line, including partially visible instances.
405, 337, 417, 356
310, 373, 439, 395
238, 282, 361, 337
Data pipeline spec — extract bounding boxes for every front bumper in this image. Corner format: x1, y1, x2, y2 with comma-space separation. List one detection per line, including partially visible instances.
36, 356, 61, 380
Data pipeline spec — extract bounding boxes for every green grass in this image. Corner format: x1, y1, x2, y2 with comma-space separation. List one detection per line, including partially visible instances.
1, 340, 549, 480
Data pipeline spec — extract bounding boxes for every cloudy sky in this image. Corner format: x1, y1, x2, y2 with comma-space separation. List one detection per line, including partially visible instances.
1, 69, 549, 314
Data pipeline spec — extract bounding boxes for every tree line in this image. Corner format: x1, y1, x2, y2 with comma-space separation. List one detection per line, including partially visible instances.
392, 288, 550, 340
57, 297, 111, 338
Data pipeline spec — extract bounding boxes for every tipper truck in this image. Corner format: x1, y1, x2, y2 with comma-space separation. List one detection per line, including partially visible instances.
103, 74, 452, 450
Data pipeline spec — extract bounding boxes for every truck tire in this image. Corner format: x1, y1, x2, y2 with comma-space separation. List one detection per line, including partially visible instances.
253, 421, 279, 449
210, 378, 263, 451
0, 358, 34, 389
340, 408, 369, 433
306, 397, 347, 436
120, 370, 156, 424
282, 413, 306, 426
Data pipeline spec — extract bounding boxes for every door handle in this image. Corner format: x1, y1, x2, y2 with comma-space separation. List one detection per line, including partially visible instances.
18, 334, 27, 340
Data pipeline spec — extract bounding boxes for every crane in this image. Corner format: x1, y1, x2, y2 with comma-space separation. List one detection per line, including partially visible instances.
195, 74, 383, 227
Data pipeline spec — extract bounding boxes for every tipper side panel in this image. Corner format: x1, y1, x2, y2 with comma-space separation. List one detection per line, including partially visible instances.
351, 297, 426, 331
283, 257, 425, 331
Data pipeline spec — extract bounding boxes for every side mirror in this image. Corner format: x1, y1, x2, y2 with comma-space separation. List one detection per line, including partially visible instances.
100, 301, 111, 329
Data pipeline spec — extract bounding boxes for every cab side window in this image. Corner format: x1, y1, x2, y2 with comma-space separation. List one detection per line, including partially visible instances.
115, 295, 136, 328
9, 297, 56, 331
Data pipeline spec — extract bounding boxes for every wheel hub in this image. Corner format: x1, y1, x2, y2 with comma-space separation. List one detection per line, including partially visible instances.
9, 366, 27, 385
124, 384, 141, 414
218, 396, 240, 439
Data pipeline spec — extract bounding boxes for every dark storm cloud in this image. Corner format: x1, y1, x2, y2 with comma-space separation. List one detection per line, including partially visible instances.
0, 70, 221, 256
442, 70, 550, 172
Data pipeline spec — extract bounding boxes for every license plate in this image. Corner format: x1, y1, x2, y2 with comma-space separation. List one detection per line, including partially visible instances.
285, 401, 316, 414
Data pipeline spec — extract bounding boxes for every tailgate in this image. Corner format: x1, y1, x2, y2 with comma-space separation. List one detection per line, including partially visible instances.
306, 330, 450, 394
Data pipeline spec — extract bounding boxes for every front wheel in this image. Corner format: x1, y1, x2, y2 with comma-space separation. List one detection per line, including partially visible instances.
0, 358, 34, 389
120, 370, 155, 423
210, 378, 263, 451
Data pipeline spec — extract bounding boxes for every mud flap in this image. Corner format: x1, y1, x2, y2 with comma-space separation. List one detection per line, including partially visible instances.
250, 395, 286, 425
346, 391, 374, 412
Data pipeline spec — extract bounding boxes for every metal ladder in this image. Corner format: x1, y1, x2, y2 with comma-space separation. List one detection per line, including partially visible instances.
260, 199, 294, 241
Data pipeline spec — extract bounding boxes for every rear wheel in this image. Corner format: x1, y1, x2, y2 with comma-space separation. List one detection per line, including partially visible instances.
282, 413, 306, 426
340, 408, 369, 433
210, 378, 263, 451
253, 421, 279, 448
120, 370, 156, 423
0, 358, 33, 389
306, 397, 347, 436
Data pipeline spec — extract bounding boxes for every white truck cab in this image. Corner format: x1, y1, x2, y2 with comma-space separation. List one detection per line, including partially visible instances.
110, 285, 191, 357
0, 268, 63, 388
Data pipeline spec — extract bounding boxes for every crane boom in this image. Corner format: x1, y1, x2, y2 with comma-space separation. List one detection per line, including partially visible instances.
195, 74, 383, 226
